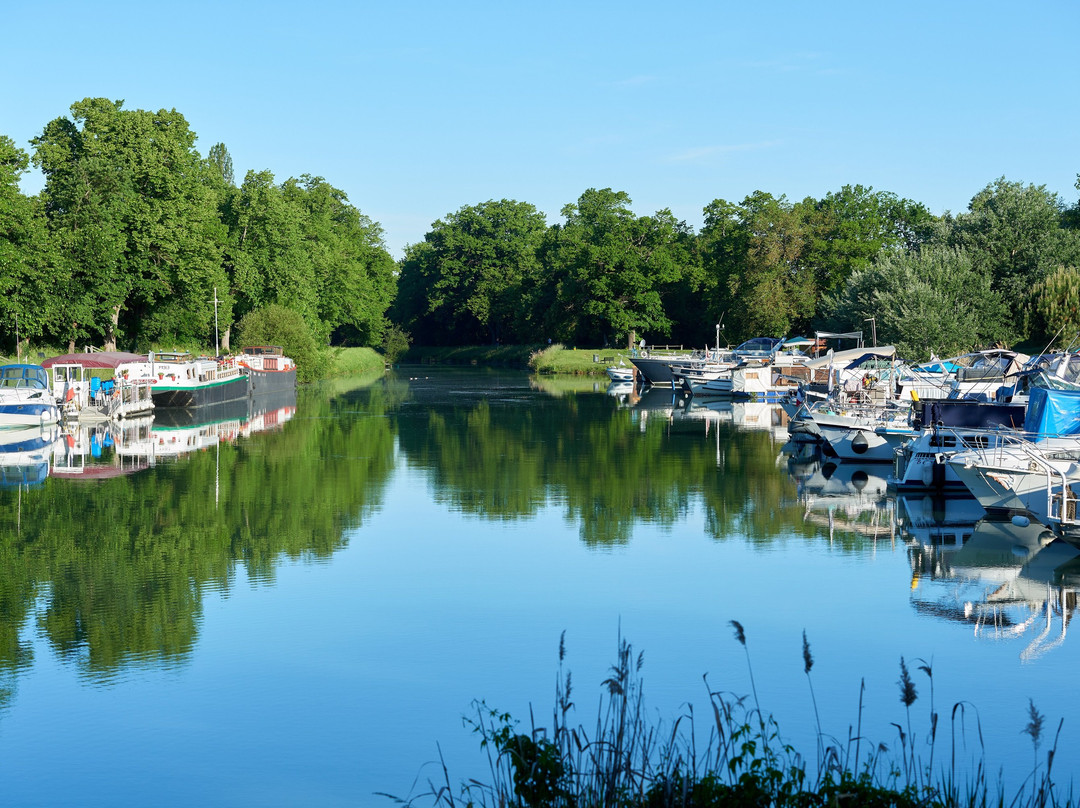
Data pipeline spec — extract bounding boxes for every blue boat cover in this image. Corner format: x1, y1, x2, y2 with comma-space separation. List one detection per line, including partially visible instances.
1024, 387, 1080, 436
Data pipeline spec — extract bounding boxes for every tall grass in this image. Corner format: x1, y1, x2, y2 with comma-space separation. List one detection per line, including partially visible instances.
394, 627, 1074, 808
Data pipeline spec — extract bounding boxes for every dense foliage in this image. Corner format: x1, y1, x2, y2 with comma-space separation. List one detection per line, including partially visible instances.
396, 179, 1080, 360
1, 98, 397, 362
5, 99, 1080, 364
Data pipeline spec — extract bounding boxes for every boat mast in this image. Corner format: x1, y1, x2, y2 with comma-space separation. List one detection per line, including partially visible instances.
213, 287, 220, 356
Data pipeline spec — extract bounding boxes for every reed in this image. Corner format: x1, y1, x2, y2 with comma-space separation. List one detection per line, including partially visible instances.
396, 626, 1075, 807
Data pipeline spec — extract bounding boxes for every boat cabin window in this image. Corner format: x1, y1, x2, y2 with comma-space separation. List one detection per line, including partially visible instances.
0, 365, 48, 389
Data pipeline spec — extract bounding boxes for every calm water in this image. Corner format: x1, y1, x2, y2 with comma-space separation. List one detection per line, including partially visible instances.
0, 368, 1077, 806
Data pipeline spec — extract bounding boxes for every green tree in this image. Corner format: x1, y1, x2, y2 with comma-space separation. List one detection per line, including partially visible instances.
821, 246, 1008, 360
803, 184, 939, 296
540, 188, 691, 346
222, 171, 395, 349
396, 199, 547, 345
32, 98, 229, 350
223, 169, 315, 332
0, 135, 64, 356
287, 175, 396, 347
206, 142, 235, 187
704, 191, 816, 342
1030, 265, 1080, 343
950, 177, 1080, 334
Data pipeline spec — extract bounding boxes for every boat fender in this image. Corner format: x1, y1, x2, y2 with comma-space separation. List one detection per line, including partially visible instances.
1011, 514, 1031, 528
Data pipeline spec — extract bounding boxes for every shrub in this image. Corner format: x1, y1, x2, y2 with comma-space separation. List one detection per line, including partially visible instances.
234, 304, 328, 383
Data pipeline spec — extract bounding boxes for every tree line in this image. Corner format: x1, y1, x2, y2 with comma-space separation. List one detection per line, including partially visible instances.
0, 98, 396, 358
4, 98, 1080, 364
396, 181, 1080, 359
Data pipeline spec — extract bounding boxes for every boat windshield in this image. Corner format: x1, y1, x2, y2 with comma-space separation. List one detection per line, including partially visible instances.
0, 365, 48, 389
734, 338, 780, 356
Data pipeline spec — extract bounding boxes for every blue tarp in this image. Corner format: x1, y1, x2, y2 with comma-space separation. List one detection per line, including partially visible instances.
921, 361, 961, 374
1024, 386, 1080, 436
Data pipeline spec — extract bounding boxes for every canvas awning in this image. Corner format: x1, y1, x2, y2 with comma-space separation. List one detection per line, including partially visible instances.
805, 346, 896, 369
41, 352, 146, 369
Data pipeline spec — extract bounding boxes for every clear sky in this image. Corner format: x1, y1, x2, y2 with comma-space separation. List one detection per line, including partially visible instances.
3, 0, 1077, 259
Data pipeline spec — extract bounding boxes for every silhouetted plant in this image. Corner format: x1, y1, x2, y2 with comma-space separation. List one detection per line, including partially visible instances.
396, 629, 1073, 808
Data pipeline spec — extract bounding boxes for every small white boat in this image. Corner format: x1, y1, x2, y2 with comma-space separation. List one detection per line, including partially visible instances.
0, 364, 61, 428
809, 401, 915, 462
606, 365, 634, 383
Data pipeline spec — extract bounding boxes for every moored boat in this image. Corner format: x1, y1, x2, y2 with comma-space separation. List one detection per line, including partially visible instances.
606, 364, 635, 383
240, 346, 297, 395
43, 351, 154, 422
119, 351, 250, 408
0, 364, 62, 428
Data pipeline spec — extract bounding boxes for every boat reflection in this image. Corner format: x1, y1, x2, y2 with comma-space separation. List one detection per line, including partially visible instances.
793, 456, 896, 539
896, 493, 985, 549
52, 417, 156, 479
0, 424, 61, 488
906, 513, 1080, 660
49, 389, 297, 477
628, 392, 791, 439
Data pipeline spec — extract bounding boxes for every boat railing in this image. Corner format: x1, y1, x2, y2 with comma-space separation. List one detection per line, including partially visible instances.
951, 429, 1080, 528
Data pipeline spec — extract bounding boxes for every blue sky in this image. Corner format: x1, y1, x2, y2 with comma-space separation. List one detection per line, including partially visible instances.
3, 1, 1077, 259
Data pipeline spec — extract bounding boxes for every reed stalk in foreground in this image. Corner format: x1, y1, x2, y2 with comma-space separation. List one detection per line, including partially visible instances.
391, 624, 1075, 808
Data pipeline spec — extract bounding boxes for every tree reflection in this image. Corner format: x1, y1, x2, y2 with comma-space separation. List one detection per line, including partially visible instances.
0, 375, 395, 683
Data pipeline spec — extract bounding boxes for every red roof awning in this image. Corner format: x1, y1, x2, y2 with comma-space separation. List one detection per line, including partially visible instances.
42, 352, 146, 369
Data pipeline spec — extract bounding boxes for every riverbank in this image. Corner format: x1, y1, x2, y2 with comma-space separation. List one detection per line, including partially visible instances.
5, 344, 628, 380
402, 344, 649, 376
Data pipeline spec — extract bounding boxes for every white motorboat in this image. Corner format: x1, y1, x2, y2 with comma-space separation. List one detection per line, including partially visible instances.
948, 436, 1080, 526
892, 398, 1027, 492
0, 364, 61, 428
809, 401, 915, 462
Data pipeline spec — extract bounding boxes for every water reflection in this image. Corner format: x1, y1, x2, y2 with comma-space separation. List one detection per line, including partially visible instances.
795, 457, 896, 540
7, 367, 1080, 686
907, 515, 1080, 661
0, 376, 394, 683
0, 424, 60, 488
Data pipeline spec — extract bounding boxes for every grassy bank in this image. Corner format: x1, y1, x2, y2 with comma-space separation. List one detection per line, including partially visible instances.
402, 344, 673, 376
6, 343, 642, 379
326, 346, 386, 377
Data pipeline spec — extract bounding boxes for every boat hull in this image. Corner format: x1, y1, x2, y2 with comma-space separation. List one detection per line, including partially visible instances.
246, 367, 297, 395
151, 374, 250, 408
0, 402, 61, 428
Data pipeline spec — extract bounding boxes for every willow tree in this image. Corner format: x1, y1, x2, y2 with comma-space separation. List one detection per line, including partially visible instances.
821, 246, 1008, 360
950, 177, 1080, 336
1030, 265, 1080, 344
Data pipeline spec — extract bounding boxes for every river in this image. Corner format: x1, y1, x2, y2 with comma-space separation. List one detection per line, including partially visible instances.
0, 367, 1075, 806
